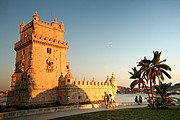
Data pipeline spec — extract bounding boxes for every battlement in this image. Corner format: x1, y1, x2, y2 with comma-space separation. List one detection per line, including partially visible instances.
31, 33, 68, 48
14, 35, 69, 51
74, 79, 111, 86
15, 12, 67, 51
59, 73, 117, 105
59, 73, 116, 88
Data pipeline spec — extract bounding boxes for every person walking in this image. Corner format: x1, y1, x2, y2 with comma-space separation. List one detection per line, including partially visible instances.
109, 94, 115, 109
139, 95, 142, 104
104, 92, 109, 109
135, 96, 140, 105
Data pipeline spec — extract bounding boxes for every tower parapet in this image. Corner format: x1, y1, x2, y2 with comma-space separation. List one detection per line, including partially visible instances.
15, 12, 67, 51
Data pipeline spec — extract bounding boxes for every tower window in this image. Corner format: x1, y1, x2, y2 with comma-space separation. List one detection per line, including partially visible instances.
28, 75, 30, 78
67, 79, 70, 82
78, 96, 82, 100
47, 48, 52, 54
22, 49, 25, 55
66, 65, 69, 69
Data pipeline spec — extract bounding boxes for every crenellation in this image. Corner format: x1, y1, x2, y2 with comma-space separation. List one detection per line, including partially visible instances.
31, 36, 69, 49
22, 21, 33, 33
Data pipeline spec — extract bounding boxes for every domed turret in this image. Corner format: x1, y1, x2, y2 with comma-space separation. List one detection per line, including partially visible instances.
33, 12, 39, 23
105, 76, 110, 83
65, 70, 74, 84
52, 18, 58, 28
58, 73, 65, 86
60, 21, 64, 32
59, 73, 65, 81
110, 73, 117, 87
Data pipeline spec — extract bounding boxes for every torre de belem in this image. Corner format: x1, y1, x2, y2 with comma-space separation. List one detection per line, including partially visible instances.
7, 13, 117, 108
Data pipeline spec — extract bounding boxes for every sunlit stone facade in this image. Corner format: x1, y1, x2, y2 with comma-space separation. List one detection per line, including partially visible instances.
7, 13, 117, 107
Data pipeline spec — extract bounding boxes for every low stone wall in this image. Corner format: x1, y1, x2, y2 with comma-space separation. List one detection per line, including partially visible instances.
118, 102, 148, 106
0, 102, 148, 119
0, 104, 103, 119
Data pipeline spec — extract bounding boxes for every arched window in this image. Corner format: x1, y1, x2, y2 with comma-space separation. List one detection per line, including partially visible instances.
47, 48, 52, 54
66, 65, 69, 69
22, 49, 25, 55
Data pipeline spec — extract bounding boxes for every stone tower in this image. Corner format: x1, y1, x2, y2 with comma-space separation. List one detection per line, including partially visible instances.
7, 13, 70, 107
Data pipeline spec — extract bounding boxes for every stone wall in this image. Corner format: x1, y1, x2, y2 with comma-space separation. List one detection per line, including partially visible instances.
0, 104, 104, 119
59, 75, 117, 105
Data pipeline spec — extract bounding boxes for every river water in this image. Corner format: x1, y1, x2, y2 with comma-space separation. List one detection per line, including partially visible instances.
0, 94, 179, 105
115, 94, 180, 103
115, 94, 148, 103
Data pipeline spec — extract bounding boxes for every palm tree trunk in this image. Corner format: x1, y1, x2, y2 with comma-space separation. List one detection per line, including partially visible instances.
145, 85, 150, 101
150, 78, 155, 108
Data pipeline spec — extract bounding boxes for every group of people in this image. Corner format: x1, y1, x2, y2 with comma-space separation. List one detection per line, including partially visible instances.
135, 95, 142, 105
104, 92, 115, 109
104, 92, 143, 108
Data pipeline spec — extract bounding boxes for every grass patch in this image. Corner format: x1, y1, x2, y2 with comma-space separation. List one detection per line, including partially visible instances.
52, 107, 180, 120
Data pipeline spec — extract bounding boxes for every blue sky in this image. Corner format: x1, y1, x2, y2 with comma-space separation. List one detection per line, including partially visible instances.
0, 0, 180, 90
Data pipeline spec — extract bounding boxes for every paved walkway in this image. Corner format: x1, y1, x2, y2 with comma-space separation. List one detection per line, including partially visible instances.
6, 104, 147, 120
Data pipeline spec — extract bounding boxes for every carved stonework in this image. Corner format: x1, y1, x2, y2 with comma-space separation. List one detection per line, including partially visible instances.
46, 58, 54, 72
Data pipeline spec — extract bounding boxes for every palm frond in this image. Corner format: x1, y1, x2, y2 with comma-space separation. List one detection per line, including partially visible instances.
128, 71, 134, 76
159, 64, 171, 71
130, 80, 139, 90
161, 69, 171, 79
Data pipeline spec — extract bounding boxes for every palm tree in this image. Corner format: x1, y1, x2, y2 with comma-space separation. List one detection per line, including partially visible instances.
155, 82, 172, 97
130, 51, 172, 108
138, 51, 171, 97
154, 82, 172, 108
129, 67, 150, 99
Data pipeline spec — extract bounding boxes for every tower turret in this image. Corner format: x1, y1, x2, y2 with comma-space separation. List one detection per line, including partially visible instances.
65, 70, 74, 85
105, 76, 110, 83
58, 73, 65, 86
20, 21, 25, 34
110, 73, 117, 87
60, 21, 64, 32
33, 12, 39, 23
52, 18, 59, 28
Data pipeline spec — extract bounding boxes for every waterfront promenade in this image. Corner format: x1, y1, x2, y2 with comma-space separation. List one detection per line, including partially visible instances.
3, 103, 147, 120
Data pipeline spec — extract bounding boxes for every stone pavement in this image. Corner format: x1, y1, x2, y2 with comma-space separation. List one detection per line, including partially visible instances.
5, 104, 147, 120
